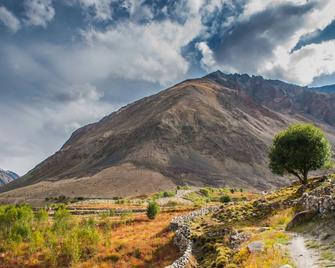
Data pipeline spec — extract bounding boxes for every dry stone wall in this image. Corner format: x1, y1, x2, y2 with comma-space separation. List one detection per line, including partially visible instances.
299, 180, 335, 216
165, 206, 220, 268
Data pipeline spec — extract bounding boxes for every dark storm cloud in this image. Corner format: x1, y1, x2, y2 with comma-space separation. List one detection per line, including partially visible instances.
210, 1, 315, 73
294, 19, 335, 51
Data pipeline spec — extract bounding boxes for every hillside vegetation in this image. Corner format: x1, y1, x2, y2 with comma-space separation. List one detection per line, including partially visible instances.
190, 175, 335, 267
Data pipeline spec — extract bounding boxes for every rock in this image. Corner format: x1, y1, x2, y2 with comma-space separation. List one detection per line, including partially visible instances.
320, 233, 331, 240
247, 241, 264, 253
286, 210, 317, 230
259, 227, 269, 232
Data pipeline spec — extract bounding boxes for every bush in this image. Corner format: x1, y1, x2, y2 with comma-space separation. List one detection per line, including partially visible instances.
220, 195, 231, 204
76, 226, 100, 259
35, 208, 48, 223
30, 230, 45, 253
53, 205, 73, 234
163, 191, 175, 197
60, 231, 80, 266
200, 188, 210, 197
133, 248, 142, 259
269, 123, 332, 184
146, 202, 160, 220
0, 205, 34, 245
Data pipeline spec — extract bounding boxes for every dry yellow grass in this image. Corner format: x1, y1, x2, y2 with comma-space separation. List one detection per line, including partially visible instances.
0, 209, 184, 268
231, 209, 296, 268
77, 211, 182, 268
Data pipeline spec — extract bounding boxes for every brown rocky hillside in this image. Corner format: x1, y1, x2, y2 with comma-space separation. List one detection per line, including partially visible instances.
1, 71, 335, 204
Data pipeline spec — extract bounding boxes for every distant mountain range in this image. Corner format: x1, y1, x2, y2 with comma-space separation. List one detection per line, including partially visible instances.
1, 71, 335, 205
311, 84, 335, 93
0, 169, 19, 186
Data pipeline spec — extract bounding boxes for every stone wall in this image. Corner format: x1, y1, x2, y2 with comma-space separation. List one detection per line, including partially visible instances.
165, 206, 220, 268
299, 180, 335, 216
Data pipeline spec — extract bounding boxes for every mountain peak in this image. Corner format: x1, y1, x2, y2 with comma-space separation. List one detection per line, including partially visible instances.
1, 73, 335, 204
0, 169, 19, 187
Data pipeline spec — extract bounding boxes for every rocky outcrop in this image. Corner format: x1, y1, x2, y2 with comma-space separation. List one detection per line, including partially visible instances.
0, 169, 19, 186
165, 206, 220, 268
299, 180, 335, 216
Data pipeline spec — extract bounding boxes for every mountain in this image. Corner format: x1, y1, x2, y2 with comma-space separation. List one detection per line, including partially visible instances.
1, 71, 335, 205
0, 169, 19, 186
310, 84, 335, 94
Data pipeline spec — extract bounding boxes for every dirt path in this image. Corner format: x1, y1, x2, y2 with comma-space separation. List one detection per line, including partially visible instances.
288, 234, 319, 268
156, 189, 197, 206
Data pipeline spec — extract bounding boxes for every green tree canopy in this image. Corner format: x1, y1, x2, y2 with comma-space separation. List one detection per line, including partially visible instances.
269, 123, 332, 184
146, 202, 160, 220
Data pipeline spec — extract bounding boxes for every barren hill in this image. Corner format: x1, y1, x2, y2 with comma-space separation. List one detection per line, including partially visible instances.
1, 71, 335, 204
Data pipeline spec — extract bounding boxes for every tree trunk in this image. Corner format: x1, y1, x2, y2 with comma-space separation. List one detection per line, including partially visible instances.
302, 170, 308, 185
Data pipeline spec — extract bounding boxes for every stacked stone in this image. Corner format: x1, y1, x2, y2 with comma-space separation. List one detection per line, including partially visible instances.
165, 206, 220, 268
299, 181, 335, 216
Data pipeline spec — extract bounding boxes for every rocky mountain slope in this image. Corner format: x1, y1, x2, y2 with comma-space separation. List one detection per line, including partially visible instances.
1, 71, 335, 204
0, 169, 19, 186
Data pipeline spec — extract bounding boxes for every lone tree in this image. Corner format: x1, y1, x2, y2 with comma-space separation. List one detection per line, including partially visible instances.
269, 123, 332, 184
146, 201, 160, 220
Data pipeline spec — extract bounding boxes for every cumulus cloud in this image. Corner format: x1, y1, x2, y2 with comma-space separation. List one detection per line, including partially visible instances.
24, 0, 55, 27
0, 83, 117, 175
200, 0, 335, 85
196, 41, 218, 72
79, 18, 202, 84
275, 40, 335, 85
77, 0, 113, 21
0, 6, 21, 32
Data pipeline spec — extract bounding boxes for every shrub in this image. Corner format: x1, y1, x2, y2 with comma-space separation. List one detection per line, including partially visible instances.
108, 253, 121, 262
30, 230, 45, 253
76, 226, 100, 259
200, 188, 210, 197
269, 123, 332, 184
163, 191, 175, 197
0, 205, 34, 244
60, 231, 80, 266
133, 248, 142, 259
146, 202, 160, 220
220, 195, 231, 204
52, 205, 73, 234
35, 208, 49, 223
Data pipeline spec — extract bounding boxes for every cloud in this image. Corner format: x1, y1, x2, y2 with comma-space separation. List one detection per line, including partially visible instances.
79, 18, 202, 84
0, 83, 117, 175
0, 6, 21, 32
24, 0, 55, 27
77, 0, 113, 21
196, 41, 218, 72
198, 0, 335, 85
1, 0, 335, 174
274, 40, 335, 85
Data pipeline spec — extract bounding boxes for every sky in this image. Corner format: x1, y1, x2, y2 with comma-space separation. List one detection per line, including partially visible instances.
0, 0, 335, 175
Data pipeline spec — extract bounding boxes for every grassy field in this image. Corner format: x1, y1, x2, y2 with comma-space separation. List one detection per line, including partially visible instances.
0, 204, 185, 268
0, 186, 257, 268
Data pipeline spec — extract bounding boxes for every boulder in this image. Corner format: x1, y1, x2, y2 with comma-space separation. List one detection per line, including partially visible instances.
286, 210, 317, 230
247, 241, 264, 253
